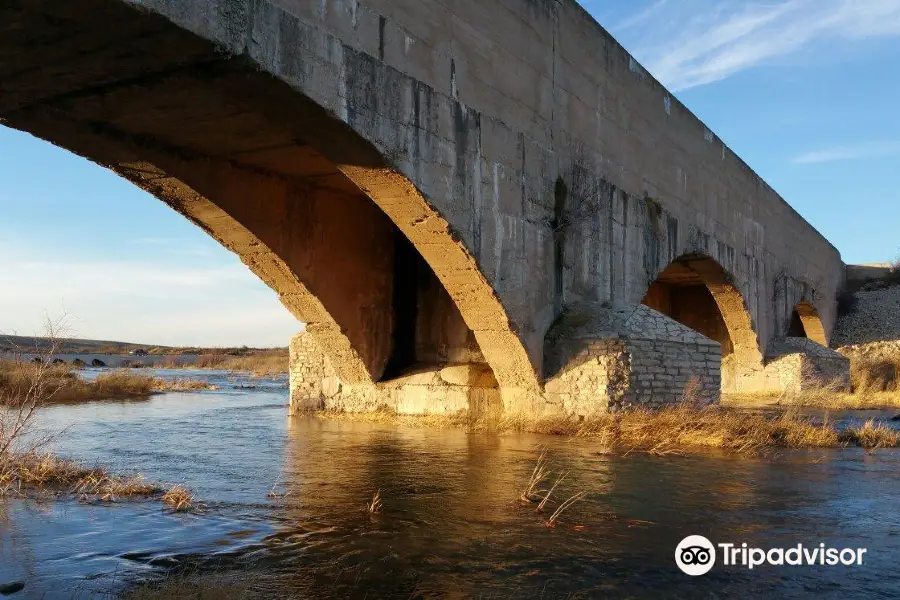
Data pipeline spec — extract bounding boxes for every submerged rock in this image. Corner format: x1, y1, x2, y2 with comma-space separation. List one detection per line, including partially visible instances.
0, 581, 25, 595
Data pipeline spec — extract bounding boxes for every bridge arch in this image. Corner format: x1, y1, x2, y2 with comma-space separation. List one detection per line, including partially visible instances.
788, 301, 828, 347
641, 254, 764, 370
1, 1, 538, 392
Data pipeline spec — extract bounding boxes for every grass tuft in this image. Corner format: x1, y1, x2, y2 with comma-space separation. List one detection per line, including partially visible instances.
520, 449, 550, 503
839, 419, 900, 449
536, 472, 567, 513
546, 491, 589, 528
366, 489, 383, 515
161, 485, 195, 511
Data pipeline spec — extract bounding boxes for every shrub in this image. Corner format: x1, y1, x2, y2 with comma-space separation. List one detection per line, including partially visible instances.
836, 288, 858, 316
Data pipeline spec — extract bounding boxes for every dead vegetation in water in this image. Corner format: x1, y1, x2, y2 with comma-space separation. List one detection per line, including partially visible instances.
546, 490, 589, 528
518, 449, 588, 527
315, 372, 900, 455
161, 485, 195, 511
839, 419, 900, 449
519, 449, 550, 503
120, 575, 252, 600
316, 401, 898, 455
537, 472, 568, 513
365, 489, 383, 515
0, 452, 195, 509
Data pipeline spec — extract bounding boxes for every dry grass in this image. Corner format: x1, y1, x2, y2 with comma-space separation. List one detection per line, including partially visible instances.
365, 490, 383, 514
546, 490, 589, 528
0, 360, 92, 404
519, 449, 551, 503
190, 352, 286, 377
155, 377, 217, 392
316, 402, 891, 454
851, 357, 900, 394
775, 389, 900, 410
94, 370, 157, 397
0, 330, 199, 510
840, 419, 900, 449
536, 472, 567, 513
161, 485, 195, 511
517, 450, 588, 527
0, 452, 194, 509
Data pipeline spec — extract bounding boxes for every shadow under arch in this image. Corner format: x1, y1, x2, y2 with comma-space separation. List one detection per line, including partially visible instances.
788, 301, 828, 347
0, 0, 538, 392
641, 253, 763, 369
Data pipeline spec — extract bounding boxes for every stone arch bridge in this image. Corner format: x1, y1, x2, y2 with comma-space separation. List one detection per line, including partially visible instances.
2, 0, 847, 416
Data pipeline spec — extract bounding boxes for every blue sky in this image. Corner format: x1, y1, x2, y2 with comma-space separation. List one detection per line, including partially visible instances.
1, 0, 899, 346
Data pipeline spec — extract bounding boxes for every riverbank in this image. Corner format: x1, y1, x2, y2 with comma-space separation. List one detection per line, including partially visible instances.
315, 401, 900, 454
0, 360, 214, 405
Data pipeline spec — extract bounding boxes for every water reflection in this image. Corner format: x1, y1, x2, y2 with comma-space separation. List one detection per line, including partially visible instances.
0, 375, 899, 598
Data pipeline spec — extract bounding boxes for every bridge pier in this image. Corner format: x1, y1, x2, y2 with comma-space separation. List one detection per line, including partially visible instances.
289, 331, 505, 415
543, 304, 721, 413
726, 338, 850, 395
290, 303, 723, 417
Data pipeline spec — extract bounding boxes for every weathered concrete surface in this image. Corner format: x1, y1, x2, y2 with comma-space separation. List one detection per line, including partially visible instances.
1, 0, 845, 415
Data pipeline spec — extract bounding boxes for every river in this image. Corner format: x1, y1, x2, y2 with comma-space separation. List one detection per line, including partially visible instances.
1, 369, 899, 598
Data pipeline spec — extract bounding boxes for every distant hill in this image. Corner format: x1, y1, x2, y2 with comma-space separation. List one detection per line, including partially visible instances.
0, 335, 285, 356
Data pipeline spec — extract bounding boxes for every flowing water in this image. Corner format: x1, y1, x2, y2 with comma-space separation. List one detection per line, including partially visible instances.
2, 369, 900, 598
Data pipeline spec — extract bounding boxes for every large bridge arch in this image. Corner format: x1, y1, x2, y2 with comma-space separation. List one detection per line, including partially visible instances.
1, 0, 539, 393
788, 301, 828, 347
642, 254, 763, 364
641, 254, 764, 387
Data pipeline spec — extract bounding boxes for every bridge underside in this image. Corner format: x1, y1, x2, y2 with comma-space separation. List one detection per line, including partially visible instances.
4, 0, 848, 417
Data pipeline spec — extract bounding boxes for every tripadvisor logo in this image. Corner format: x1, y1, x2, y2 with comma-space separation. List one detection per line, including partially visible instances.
676, 535, 716, 576
675, 535, 868, 576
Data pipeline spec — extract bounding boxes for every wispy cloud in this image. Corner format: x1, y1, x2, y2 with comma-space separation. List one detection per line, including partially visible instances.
792, 141, 900, 164
614, 0, 900, 91
614, 0, 670, 31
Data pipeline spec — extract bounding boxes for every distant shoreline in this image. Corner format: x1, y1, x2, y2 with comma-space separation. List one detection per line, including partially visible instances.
0, 333, 287, 356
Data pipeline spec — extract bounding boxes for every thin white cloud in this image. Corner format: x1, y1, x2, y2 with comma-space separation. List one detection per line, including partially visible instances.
0, 257, 301, 347
614, 0, 669, 31
792, 141, 900, 164
614, 0, 900, 91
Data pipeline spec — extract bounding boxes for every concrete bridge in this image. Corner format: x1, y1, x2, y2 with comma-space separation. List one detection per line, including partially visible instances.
2, 0, 847, 416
